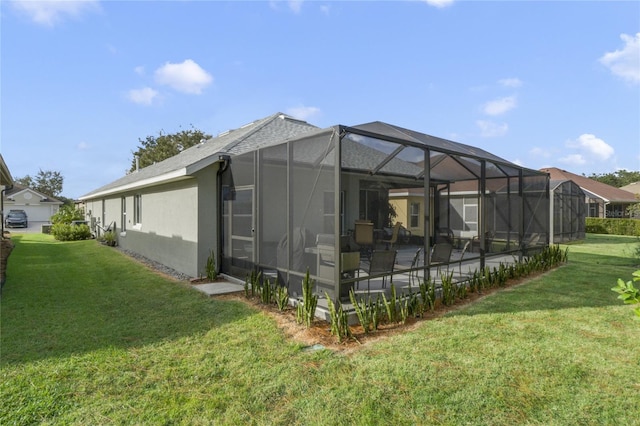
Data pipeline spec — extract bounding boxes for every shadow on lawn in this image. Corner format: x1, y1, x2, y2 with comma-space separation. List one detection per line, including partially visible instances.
448, 251, 638, 317
0, 235, 255, 365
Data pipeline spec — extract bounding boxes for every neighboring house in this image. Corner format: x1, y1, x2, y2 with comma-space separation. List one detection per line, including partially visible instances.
620, 181, 640, 218
620, 182, 640, 197
1, 154, 15, 286
540, 168, 637, 218
2, 184, 63, 223
1, 154, 15, 234
80, 112, 549, 302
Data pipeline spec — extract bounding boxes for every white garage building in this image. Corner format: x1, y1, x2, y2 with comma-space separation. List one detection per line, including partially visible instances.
3, 184, 63, 224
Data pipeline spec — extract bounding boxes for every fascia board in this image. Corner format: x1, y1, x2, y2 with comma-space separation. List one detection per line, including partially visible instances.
79, 168, 190, 200
185, 152, 227, 175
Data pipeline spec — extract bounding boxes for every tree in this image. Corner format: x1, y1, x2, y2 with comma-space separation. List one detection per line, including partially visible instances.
586, 170, 640, 188
129, 126, 211, 173
14, 169, 64, 198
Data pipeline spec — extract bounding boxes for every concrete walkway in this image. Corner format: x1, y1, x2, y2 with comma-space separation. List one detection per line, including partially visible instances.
191, 276, 245, 296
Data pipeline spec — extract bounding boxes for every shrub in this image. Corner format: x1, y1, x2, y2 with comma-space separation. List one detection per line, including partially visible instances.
51, 205, 84, 225
585, 218, 640, 236
51, 223, 91, 241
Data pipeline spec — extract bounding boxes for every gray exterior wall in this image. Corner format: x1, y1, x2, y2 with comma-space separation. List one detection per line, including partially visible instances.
83, 166, 222, 278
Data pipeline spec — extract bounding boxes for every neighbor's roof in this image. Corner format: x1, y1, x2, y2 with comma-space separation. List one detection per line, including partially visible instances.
541, 167, 637, 203
620, 181, 640, 196
80, 113, 318, 199
3, 184, 63, 204
0, 154, 13, 186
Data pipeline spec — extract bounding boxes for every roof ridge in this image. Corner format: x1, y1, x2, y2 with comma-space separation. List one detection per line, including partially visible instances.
221, 112, 288, 153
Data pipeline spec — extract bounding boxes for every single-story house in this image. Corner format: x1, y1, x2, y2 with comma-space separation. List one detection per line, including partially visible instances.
80, 113, 550, 302
541, 168, 637, 219
1, 154, 15, 286
2, 184, 63, 224
1, 154, 15, 234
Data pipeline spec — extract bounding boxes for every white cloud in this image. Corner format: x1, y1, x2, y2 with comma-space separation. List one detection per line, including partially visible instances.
482, 95, 517, 116
599, 32, 640, 84
154, 59, 213, 95
134, 66, 145, 76
11, 0, 100, 27
422, 0, 454, 8
529, 147, 552, 158
288, 0, 303, 13
559, 154, 587, 166
127, 87, 159, 106
268, 0, 304, 13
286, 105, 321, 121
567, 133, 615, 161
499, 78, 522, 88
77, 141, 89, 150
476, 120, 508, 138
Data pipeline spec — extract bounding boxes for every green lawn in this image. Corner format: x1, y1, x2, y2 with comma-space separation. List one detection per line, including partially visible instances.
1, 233, 639, 425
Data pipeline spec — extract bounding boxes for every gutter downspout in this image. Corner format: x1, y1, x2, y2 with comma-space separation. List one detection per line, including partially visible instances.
216, 155, 232, 276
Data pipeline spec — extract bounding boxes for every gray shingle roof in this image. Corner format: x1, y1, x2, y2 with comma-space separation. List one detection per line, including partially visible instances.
80, 113, 318, 199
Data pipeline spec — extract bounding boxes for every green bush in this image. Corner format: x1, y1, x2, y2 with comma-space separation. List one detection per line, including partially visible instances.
51, 223, 91, 241
585, 218, 640, 236
51, 205, 85, 225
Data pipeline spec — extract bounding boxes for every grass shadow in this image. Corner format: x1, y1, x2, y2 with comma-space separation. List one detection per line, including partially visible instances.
1, 235, 256, 365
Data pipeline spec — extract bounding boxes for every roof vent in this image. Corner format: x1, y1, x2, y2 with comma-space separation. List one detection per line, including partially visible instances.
279, 114, 308, 124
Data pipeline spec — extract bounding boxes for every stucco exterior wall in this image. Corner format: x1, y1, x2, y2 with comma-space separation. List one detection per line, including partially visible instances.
121, 179, 199, 276
195, 166, 218, 278
84, 178, 201, 277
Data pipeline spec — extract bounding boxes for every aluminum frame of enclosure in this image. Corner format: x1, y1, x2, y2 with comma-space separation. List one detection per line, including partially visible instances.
220, 123, 550, 302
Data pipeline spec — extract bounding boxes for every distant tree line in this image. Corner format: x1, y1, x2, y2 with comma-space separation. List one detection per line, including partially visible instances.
585, 170, 640, 188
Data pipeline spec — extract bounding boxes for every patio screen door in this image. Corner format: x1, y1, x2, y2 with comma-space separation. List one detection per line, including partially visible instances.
222, 186, 255, 277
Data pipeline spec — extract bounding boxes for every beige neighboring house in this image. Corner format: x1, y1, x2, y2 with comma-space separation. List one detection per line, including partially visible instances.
620, 182, 640, 197
3, 184, 63, 223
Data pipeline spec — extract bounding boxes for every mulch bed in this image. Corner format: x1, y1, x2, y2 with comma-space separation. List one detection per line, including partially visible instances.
210, 272, 541, 353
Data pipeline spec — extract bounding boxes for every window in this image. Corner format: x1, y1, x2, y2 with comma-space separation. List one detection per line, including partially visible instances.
133, 194, 142, 224
410, 202, 420, 228
121, 196, 127, 232
463, 198, 478, 231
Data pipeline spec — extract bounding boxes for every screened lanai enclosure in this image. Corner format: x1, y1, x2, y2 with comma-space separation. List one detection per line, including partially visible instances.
219, 122, 549, 302
550, 179, 586, 243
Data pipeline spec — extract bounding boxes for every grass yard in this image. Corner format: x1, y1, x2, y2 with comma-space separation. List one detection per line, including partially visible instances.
1, 233, 639, 425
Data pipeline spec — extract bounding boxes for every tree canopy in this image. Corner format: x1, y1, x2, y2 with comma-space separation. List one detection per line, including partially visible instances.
129, 127, 212, 173
14, 169, 64, 198
585, 170, 640, 188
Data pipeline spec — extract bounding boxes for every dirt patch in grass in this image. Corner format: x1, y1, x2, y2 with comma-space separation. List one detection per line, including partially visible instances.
211, 272, 546, 353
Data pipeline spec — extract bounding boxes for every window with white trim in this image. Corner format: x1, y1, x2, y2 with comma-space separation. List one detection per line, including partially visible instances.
133, 194, 142, 224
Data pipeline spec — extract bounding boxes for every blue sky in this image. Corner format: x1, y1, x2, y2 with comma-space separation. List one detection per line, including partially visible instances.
2, 0, 639, 199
